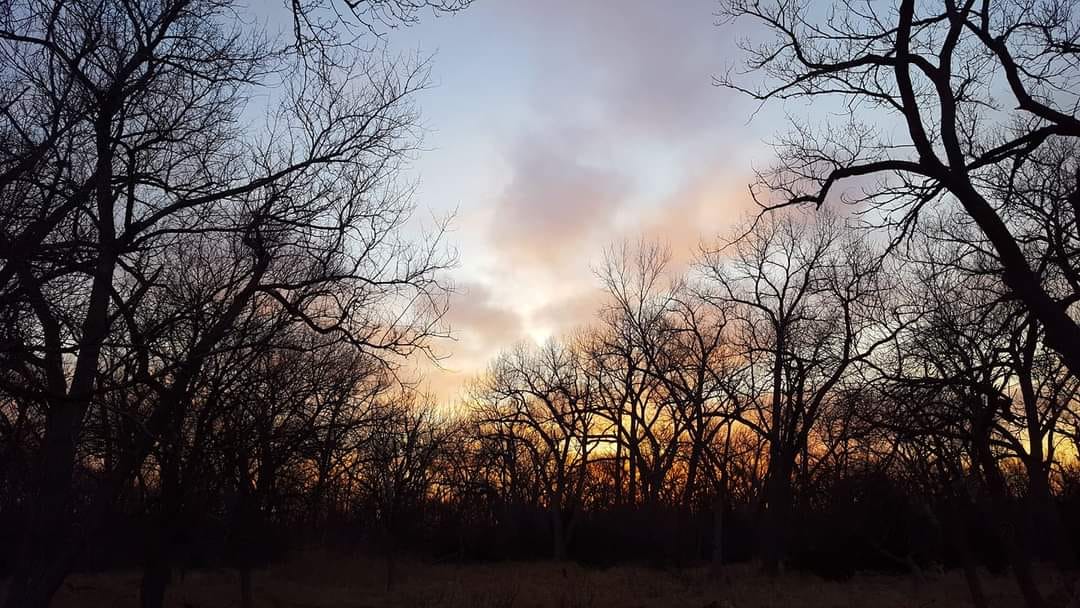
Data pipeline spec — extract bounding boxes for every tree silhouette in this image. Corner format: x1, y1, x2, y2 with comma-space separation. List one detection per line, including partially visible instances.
719, 0, 1080, 377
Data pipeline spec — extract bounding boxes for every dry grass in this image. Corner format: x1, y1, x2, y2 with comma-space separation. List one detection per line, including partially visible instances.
9, 552, 1063, 608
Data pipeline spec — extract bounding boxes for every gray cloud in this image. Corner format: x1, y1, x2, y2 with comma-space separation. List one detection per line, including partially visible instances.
490, 128, 631, 268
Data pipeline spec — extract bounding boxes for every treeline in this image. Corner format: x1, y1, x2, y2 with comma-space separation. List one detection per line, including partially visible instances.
460, 210, 1080, 589
8, 208, 1080, 608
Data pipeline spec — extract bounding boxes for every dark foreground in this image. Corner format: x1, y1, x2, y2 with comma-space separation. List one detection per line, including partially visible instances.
3, 554, 1070, 608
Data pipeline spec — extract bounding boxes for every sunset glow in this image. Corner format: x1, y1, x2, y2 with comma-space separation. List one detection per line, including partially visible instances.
377, 1, 781, 398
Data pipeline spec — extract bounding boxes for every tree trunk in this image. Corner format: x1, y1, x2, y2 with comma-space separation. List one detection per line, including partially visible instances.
140, 552, 172, 608
712, 424, 732, 578
682, 429, 702, 510
4, 104, 119, 608
383, 519, 398, 592
614, 411, 624, 506
1026, 469, 1079, 601
1017, 351, 1078, 579
551, 506, 567, 561
238, 566, 253, 608
960, 554, 989, 608
974, 434, 1046, 608
628, 414, 638, 505
4, 400, 167, 608
1026, 459, 1076, 562
946, 495, 989, 608
760, 454, 792, 575
711, 494, 725, 576
3, 402, 86, 608
141, 432, 184, 608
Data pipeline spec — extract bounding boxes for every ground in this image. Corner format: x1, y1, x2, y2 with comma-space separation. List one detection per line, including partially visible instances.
6, 554, 1065, 607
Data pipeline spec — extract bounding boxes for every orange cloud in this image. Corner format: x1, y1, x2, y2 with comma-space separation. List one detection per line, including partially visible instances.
530, 287, 609, 338
624, 167, 760, 275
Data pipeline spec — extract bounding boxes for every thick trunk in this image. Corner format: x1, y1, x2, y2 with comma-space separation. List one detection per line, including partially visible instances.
4, 402, 85, 608
682, 434, 702, 510
760, 450, 792, 575
712, 425, 732, 577
760, 330, 787, 576
946, 177, 1080, 376
1025, 469, 1079, 600
232, 511, 257, 608
22, 394, 190, 608
238, 566, 253, 608
614, 407, 624, 505
628, 414, 638, 504
139, 553, 172, 608
4, 408, 160, 608
974, 436, 1046, 608
550, 506, 567, 561
960, 556, 989, 608
1016, 352, 1076, 575
4, 103, 118, 608
711, 494, 725, 576
140, 453, 182, 608
945, 496, 989, 608
1026, 468, 1077, 570
231, 459, 258, 608
384, 549, 397, 592
383, 519, 397, 591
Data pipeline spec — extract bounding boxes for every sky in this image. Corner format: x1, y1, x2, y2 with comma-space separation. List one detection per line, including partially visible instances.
355, 1, 787, 401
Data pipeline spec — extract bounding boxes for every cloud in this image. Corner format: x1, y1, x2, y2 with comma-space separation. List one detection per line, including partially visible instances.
477, 0, 759, 276
415, 280, 527, 403
489, 128, 631, 269
494, 0, 731, 139
530, 287, 608, 339
621, 166, 759, 275
443, 280, 526, 364
381, 0, 776, 403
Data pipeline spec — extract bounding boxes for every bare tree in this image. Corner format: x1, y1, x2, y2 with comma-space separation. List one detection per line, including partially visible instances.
698, 208, 894, 573
594, 242, 687, 510
719, 0, 1080, 377
877, 216, 1080, 607
472, 339, 598, 561
355, 393, 453, 590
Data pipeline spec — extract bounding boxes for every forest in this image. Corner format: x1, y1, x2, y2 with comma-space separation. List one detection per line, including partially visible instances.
1, 0, 1079, 607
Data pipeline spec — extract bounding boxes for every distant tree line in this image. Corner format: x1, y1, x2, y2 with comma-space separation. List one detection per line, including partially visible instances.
461, 206, 1080, 605
1, 2, 1079, 608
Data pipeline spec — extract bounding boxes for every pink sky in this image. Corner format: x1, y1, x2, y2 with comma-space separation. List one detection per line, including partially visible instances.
375, 1, 787, 401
